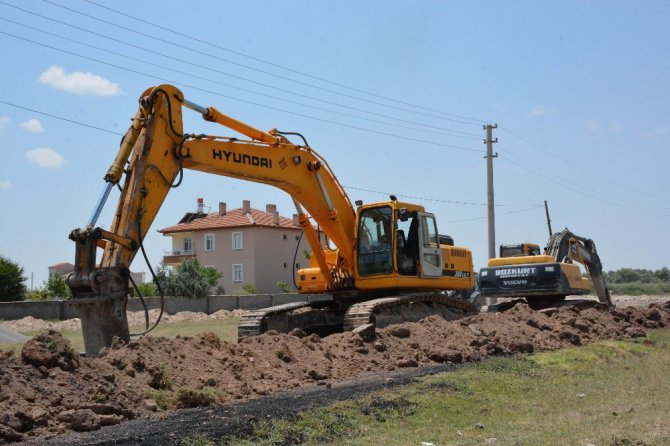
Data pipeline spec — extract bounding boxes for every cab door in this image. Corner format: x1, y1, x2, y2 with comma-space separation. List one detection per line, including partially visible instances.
417, 212, 442, 277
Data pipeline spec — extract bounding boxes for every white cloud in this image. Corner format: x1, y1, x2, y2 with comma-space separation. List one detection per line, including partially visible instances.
585, 119, 622, 135
38, 65, 121, 96
528, 105, 548, 118
26, 147, 64, 168
645, 126, 670, 137
21, 118, 45, 133
0, 180, 13, 190
0, 116, 9, 130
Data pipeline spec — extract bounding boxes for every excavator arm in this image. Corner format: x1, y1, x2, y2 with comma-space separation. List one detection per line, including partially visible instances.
544, 228, 613, 306
68, 84, 357, 356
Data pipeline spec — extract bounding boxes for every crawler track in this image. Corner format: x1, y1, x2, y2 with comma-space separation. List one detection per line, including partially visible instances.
237, 293, 479, 339
238, 302, 312, 338
343, 293, 479, 331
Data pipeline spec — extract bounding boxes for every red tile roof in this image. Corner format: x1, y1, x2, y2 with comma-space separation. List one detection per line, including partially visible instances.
158, 207, 298, 234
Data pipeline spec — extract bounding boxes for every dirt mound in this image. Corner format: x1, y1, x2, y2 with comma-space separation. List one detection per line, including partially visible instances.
1, 300, 670, 444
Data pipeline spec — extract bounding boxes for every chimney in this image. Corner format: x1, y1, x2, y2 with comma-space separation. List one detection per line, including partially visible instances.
197, 197, 204, 214
266, 204, 279, 224
242, 199, 251, 213
218, 202, 227, 216
292, 213, 299, 227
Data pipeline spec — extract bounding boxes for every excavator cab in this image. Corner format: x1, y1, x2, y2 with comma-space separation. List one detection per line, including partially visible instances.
354, 202, 463, 282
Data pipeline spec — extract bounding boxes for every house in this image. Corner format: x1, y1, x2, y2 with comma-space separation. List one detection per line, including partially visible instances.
158, 199, 319, 294
48, 263, 75, 279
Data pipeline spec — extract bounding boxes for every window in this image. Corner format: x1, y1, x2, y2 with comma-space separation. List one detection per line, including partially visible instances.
421, 215, 439, 247
232, 232, 243, 250
204, 234, 215, 251
295, 263, 301, 269
356, 206, 393, 276
232, 264, 243, 282
183, 238, 192, 253
283, 234, 287, 240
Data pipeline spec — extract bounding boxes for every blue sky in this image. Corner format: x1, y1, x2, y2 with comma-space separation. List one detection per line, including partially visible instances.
1, 0, 668, 289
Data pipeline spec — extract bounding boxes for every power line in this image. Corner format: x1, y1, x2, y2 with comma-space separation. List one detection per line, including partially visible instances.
0, 99, 497, 209
0, 11, 482, 140
344, 185, 541, 208
499, 153, 670, 217
499, 125, 667, 202
0, 30, 485, 154
35, 0, 486, 127
445, 205, 544, 224
501, 149, 670, 210
0, 99, 122, 135
83, 0, 488, 125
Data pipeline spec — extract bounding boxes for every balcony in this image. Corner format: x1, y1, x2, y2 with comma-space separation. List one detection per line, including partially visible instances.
163, 250, 195, 265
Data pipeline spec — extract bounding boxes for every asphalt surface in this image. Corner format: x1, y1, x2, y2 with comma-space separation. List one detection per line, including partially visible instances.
32, 364, 451, 446
0, 326, 29, 344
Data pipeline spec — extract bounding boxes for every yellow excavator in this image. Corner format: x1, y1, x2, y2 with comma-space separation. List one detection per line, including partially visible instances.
67, 84, 477, 357
478, 229, 613, 308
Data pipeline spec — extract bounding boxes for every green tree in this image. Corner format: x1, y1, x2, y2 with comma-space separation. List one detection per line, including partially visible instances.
28, 275, 71, 301
155, 259, 221, 298
0, 255, 27, 302
46, 274, 70, 299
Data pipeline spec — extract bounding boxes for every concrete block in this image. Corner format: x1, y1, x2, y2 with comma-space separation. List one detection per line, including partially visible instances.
165, 296, 208, 314
272, 293, 307, 306
208, 296, 239, 312
236, 294, 273, 310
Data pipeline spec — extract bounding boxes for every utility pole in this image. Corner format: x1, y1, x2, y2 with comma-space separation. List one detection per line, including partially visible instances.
544, 200, 553, 237
484, 124, 498, 259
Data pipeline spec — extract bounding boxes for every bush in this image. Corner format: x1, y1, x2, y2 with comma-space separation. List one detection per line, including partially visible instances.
0, 255, 26, 301
276, 280, 293, 293
241, 283, 257, 294
134, 281, 157, 297
609, 282, 670, 296
605, 267, 670, 284
155, 259, 222, 298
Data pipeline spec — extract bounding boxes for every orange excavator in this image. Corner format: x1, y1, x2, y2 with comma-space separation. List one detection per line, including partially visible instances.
68, 84, 477, 357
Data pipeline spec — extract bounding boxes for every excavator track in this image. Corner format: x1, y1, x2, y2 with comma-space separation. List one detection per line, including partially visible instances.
238, 302, 312, 339
343, 293, 479, 331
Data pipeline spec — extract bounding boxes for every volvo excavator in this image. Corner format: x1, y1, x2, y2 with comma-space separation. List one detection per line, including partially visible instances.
478, 228, 613, 308
67, 84, 478, 357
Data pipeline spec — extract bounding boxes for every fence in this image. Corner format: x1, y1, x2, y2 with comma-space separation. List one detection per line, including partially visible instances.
0, 294, 316, 322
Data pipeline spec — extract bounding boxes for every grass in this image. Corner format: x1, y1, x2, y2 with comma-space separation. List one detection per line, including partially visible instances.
185, 329, 670, 446
609, 282, 670, 295
0, 316, 239, 353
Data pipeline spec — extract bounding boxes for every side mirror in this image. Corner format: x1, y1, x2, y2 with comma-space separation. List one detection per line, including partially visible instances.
399, 208, 409, 222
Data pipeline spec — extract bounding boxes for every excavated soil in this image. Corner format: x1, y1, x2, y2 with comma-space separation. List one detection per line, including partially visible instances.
1, 298, 670, 444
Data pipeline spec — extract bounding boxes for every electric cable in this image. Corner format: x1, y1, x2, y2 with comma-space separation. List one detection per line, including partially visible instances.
0, 30, 485, 154
83, 0, 487, 124
0, 13, 482, 139
38, 0, 485, 126
499, 125, 668, 203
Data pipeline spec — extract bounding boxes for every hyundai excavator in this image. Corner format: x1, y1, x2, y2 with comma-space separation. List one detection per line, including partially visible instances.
67, 84, 477, 357
478, 228, 613, 308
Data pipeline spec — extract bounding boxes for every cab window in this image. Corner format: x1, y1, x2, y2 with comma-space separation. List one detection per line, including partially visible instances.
357, 206, 393, 276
